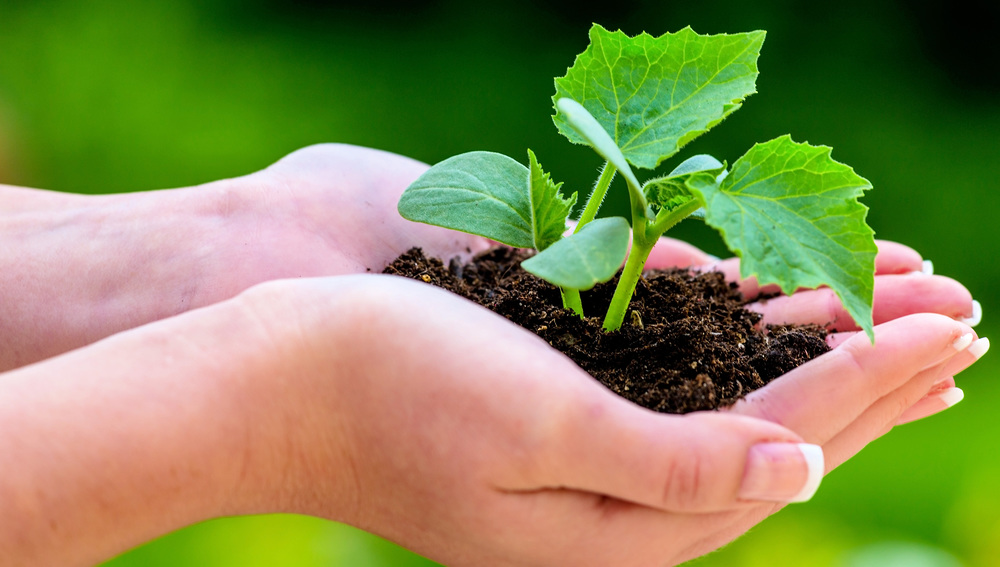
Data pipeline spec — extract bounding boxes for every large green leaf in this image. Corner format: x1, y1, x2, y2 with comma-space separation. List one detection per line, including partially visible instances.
553, 25, 764, 169
521, 217, 630, 290
398, 151, 573, 250
688, 136, 877, 340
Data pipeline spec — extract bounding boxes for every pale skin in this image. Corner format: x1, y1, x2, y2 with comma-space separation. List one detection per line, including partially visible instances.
0, 144, 984, 566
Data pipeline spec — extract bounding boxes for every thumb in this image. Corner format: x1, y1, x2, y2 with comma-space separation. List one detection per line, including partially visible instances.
513, 393, 825, 513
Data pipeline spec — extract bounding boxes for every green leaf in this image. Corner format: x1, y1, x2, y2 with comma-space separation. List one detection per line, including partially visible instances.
522, 217, 630, 290
553, 25, 765, 169
398, 151, 574, 250
668, 154, 725, 177
528, 149, 577, 251
688, 136, 877, 340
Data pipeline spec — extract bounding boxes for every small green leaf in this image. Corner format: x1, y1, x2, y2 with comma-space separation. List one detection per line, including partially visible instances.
398, 151, 574, 250
644, 178, 695, 213
643, 154, 725, 211
555, 97, 653, 221
522, 217, 630, 290
528, 149, 577, 251
668, 154, 725, 177
553, 25, 764, 169
688, 136, 877, 340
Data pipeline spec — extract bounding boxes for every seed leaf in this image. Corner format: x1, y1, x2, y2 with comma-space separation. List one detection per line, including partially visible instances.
398, 151, 573, 249
522, 216, 630, 290
554, 98, 647, 216
553, 25, 764, 169
688, 136, 877, 340
528, 149, 577, 251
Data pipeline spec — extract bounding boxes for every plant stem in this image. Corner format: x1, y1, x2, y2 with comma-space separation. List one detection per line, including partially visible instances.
561, 287, 584, 317
603, 236, 655, 331
602, 198, 705, 331
573, 162, 616, 233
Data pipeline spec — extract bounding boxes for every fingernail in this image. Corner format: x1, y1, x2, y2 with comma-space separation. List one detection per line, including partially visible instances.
740, 443, 825, 503
968, 337, 990, 360
960, 300, 982, 327
952, 333, 974, 351
938, 387, 965, 408
921, 259, 934, 275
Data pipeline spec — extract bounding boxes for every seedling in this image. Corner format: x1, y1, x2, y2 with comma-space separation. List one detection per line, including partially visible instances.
398, 25, 877, 339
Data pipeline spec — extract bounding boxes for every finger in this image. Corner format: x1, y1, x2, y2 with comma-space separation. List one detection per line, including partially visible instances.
729, 314, 976, 444
509, 394, 825, 513
748, 274, 974, 331
831, 333, 987, 378
896, 383, 963, 425
870, 240, 927, 275
643, 236, 717, 269
684, 240, 928, 301
825, 331, 854, 349
940, 336, 989, 376
818, 356, 957, 469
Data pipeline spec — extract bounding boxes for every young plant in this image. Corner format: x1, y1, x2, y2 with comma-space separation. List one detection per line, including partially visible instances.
398, 25, 877, 340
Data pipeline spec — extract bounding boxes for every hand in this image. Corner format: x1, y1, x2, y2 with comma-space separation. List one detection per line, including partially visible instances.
228, 275, 984, 567
0, 144, 486, 370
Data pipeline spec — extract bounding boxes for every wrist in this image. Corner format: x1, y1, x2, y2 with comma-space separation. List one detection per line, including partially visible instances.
219, 278, 371, 523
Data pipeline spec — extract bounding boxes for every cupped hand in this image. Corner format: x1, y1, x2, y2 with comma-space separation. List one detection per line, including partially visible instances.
230, 274, 983, 567
202, 143, 491, 284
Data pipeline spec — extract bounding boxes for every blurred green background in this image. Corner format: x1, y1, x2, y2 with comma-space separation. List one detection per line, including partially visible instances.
2, 0, 997, 565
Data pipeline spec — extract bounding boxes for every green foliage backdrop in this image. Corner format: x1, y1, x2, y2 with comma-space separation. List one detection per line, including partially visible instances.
1, 0, 997, 565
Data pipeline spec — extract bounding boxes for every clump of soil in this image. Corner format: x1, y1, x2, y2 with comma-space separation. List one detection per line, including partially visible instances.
384, 247, 828, 414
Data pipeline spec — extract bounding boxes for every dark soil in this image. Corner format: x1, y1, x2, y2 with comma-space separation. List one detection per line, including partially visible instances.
384, 247, 829, 414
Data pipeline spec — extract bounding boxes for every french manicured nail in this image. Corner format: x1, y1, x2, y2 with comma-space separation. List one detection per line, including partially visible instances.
740, 443, 824, 503
938, 387, 965, 408
968, 337, 990, 359
960, 300, 982, 327
921, 259, 934, 275
952, 333, 974, 352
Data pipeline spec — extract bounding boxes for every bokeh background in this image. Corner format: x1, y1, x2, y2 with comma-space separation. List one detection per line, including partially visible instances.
2, 0, 998, 565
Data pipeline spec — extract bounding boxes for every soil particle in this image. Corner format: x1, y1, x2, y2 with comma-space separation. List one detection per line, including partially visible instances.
385, 247, 829, 414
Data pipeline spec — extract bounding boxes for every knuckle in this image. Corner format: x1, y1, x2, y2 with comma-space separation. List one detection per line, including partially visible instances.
832, 338, 871, 382
660, 440, 706, 510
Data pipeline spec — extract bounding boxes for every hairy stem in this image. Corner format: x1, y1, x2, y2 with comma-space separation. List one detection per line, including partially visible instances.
648, 198, 704, 240
573, 162, 616, 233
561, 287, 584, 317
603, 236, 656, 331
